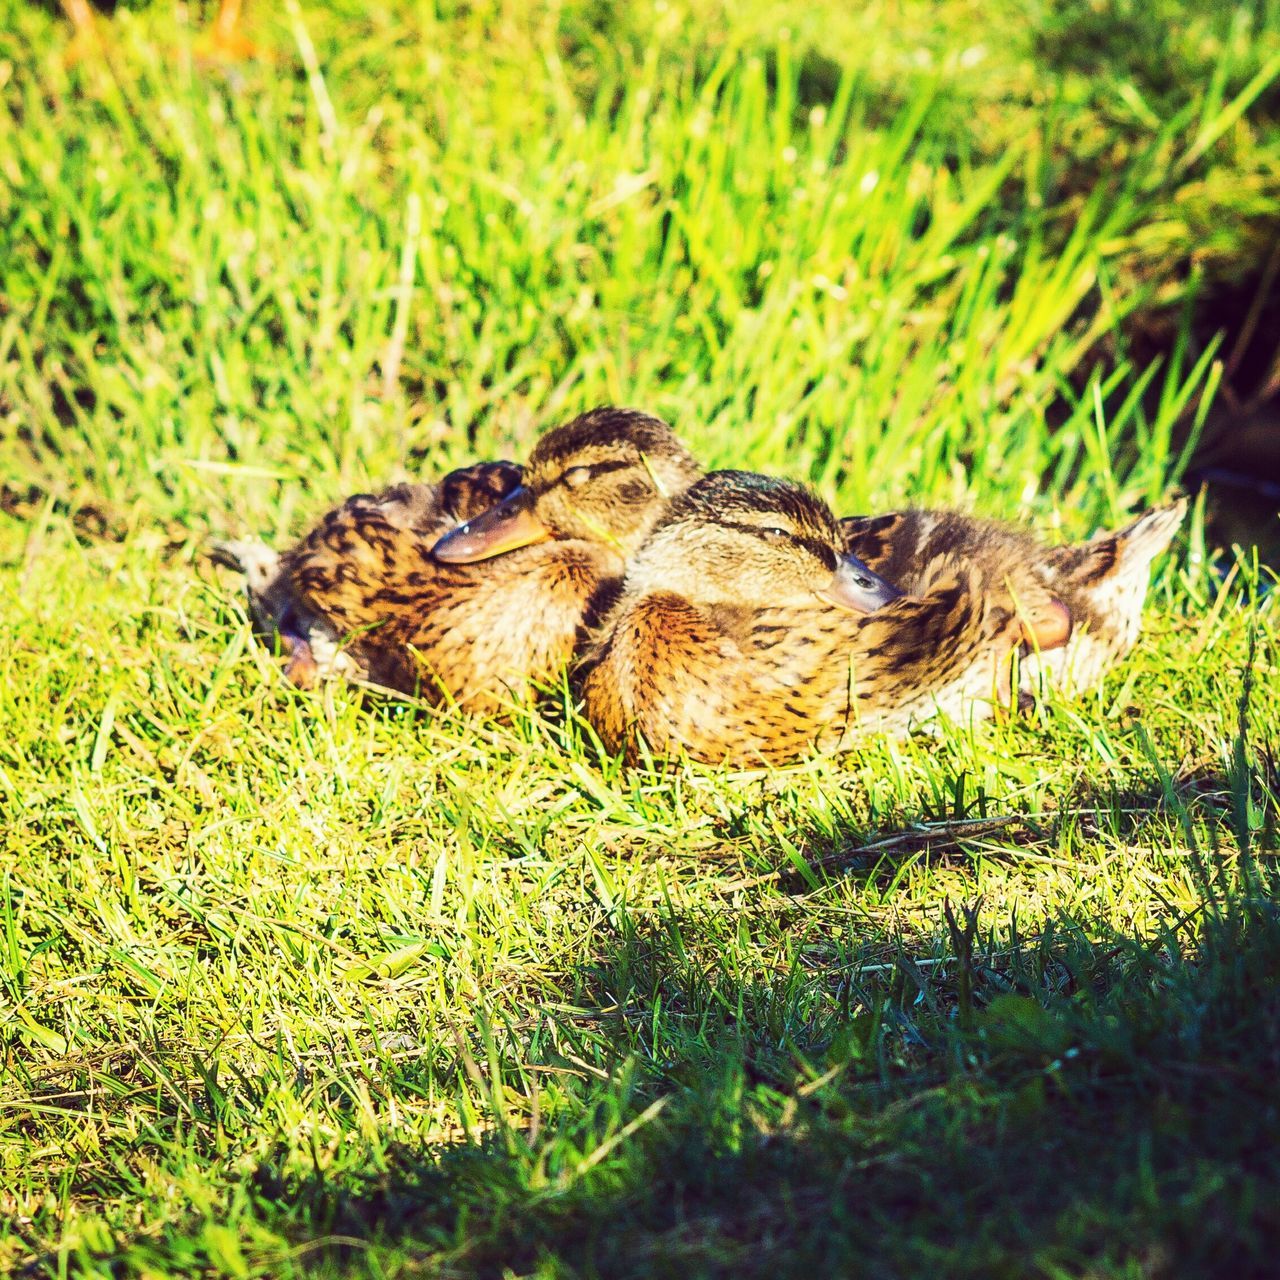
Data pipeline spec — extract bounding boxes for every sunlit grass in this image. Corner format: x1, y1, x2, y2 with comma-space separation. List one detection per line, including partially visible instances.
1, 2, 1279, 1276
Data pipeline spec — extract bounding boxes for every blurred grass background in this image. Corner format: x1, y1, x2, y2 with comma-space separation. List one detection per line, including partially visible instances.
4, 0, 1278, 535
1, 2, 1279, 1276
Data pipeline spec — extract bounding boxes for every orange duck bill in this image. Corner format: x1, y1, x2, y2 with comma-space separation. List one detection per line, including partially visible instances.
431, 487, 553, 563
817, 554, 904, 613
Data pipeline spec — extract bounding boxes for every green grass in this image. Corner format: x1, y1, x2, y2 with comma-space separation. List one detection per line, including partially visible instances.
2, 1, 1280, 1275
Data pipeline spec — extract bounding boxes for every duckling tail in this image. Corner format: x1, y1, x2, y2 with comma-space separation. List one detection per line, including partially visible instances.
207, 537, 280, 590
1031, 497, 1187, 695
1047, 496, 1187, 591
1111, 497, 1189, 568
206, 536, 293, 637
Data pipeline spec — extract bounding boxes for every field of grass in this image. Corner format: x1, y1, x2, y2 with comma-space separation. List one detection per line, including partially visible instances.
2, 1, 1280, 1275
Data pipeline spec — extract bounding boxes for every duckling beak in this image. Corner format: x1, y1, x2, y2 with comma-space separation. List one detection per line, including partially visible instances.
431, 487, 553, 563
817, 554, 904, 613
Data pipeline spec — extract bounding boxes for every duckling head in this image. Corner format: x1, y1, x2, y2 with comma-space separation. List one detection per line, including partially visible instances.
432, 407, 701, 563
623, 471, 903, 612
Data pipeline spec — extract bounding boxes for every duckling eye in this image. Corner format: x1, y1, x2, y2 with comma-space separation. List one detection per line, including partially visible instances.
562, 466, 593, 490
761, 527, 790, 542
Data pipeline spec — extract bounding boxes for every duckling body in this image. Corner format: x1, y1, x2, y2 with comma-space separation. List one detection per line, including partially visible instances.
581, 473, 1023, 765
221, 409, 700, 711
840, 499, 1186, 700
283, 512, 614, 707
212, 460, 523, 692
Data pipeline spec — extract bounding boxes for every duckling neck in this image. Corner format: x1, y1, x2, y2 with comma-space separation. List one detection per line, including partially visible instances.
621, 542, 772, 610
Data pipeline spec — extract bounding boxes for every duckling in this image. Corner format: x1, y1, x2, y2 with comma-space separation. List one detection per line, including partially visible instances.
211, 459, 522, 689
580, 471, 1038, 766
839, 498, 1187, 701
263, 407, 701, 709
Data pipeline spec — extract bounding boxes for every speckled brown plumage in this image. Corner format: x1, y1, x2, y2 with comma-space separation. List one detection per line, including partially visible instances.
580, 472, 1026, 766
276, 460, 524, 679
211, 459, 524, 691
280, 523, 613, 707
254, 408, 700, 709
840, 499, 1187, 700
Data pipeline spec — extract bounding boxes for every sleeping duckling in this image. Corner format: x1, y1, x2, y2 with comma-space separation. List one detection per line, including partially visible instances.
840, 498, 1186, 702
265, 407, 701, 709
211, 459, 522, 689
580, 471, 1039, 766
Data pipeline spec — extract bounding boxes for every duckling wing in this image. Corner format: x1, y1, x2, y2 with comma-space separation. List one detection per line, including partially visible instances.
851, 563, 1015, 701
304, 460, 521, 539
439, 460, 523, 522
843, 508, 1074, 657
840, 509, 1046, 599
282, 507, 450, 638
280, 463, 525, 618
708, 562, 1023, 755
839, 512, 926, 586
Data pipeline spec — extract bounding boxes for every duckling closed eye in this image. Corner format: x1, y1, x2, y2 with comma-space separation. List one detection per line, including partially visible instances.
432, 406, 703, 565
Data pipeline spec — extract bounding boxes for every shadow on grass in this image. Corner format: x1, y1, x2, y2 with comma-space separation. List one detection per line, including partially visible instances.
230, 771, 1280, 1279
22, 748, 1277, 1278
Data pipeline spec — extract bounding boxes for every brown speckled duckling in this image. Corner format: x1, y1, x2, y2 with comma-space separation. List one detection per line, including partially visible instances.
231, 408, 701, 710
212, 460, 522, 689
840, 498, 1187, 702
580, 471, 1039, 766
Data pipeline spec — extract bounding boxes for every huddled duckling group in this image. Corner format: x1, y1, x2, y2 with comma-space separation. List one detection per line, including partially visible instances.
213, 407, 1185, 766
